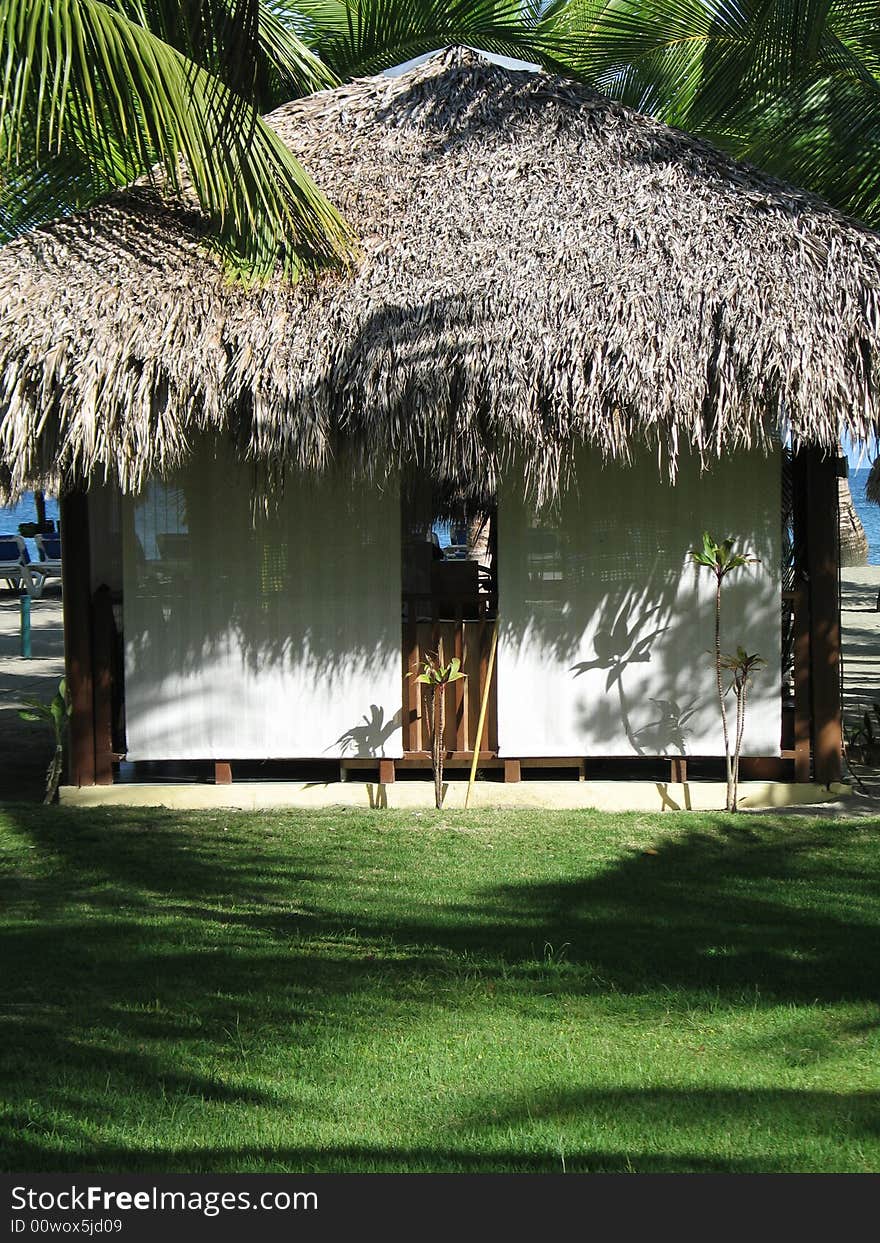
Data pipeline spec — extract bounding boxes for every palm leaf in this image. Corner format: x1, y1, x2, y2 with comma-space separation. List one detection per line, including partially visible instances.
0, 0, 353, 278
278, 0, 558, 79
548, 1, 880, 227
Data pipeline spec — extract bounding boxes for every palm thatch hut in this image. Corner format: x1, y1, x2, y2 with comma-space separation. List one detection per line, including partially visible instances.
1, 46, 877, 793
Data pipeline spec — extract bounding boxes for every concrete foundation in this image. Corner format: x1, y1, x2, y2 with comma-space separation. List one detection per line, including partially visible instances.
60, 779, 851, 813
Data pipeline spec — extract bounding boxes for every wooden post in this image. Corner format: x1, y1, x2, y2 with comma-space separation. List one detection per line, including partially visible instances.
792, 586, 812, 781
61, 490, 96, 787
214, 762, 232, 785
670, 758, 687, 783
454, 605, 466, 750
504, 758, 521, 783
378, 759, 396, 785
91, 586, 115, 785
805, 448, 843, 785
404, 608, 421, 753
480, 606, 500, 753
790, 452, 812, 782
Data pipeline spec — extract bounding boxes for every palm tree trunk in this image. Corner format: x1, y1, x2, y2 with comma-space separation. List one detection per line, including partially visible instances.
838, 472, 868, 567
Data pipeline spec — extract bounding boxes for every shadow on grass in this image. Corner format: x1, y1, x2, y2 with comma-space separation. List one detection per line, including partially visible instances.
3, 808, 880, 1010
6, 808, 880, 1002
2, 806, 880, 1172
4, 1085, 880, 1173
0, 804, 322, 905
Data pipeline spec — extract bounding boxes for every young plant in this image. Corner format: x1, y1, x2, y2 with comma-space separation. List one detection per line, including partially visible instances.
18, 677, 72, 804
719, 647, 766, 810
690, 533, 759, 812
412, 641, 466, 808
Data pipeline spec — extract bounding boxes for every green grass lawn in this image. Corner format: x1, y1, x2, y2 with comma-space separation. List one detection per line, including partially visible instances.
1, 804, 879, 1173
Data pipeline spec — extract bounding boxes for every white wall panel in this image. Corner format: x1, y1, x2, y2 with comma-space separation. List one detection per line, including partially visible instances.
123, 446, 402, 760
497, 448, 781, 757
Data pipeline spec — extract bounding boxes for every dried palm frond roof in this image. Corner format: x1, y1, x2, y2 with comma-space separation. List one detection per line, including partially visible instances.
2, 45, 880, 505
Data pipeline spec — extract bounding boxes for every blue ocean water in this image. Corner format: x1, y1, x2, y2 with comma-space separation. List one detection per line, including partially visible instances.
0, 493, 60, 560
849, 468, 880, 566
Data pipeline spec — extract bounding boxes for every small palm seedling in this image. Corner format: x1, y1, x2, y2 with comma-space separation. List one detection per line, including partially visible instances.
719, 647, 766, 810
411, 642, 466, 808
18, 677, 72, 804
691, 533, 760, 812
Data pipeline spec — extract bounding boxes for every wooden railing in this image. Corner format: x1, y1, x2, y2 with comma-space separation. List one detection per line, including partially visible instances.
402, 592, 497, 756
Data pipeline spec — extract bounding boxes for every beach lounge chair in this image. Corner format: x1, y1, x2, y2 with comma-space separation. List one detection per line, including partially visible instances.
0, 535, 39, 594
0, 536, 23, 590
35, 532, 61, 559
32, 532, 62, 596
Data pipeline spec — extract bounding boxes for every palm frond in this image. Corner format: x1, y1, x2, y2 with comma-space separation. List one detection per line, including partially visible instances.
541, 0, 880, 228
0, 0, 352, 278
275, 0, 553, 78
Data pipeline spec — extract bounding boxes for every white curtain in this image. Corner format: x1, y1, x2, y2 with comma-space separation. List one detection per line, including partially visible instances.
497, 447, 782, 757
123, 444, 402, 760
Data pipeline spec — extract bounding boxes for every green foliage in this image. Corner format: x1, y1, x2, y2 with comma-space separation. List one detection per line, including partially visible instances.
280, 0, 568, 80
413, 652, 466, 687
9, 2, 879, 280
690, 531, 757, 579
18, 676, 72, 804
0, 0, 352, 280
719, 646, 767, 692
410, 644, 467, 808
18, 675, 71, 742
6, 2, 880, 279
548, 1, 880, 230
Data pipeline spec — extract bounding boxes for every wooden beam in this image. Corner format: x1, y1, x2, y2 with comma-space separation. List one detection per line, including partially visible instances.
214, 762, 232, 785
739, 756, 795, 781
369, 751, 499, 769
805, 448, 843, 785
61, 490, 96, 787
378, 759, 396, 784
790, 452, 812, 782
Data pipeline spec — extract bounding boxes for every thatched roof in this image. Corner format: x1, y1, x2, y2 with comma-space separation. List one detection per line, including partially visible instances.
3, 45, 880, 505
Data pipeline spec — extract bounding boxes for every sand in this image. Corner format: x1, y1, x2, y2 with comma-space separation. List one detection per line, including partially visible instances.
840, 565, 880, 719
